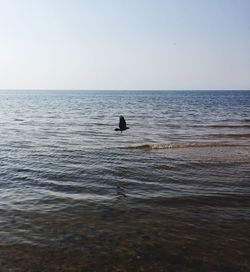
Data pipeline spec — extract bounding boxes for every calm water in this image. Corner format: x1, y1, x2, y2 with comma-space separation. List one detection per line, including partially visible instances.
0, 90, 250, 271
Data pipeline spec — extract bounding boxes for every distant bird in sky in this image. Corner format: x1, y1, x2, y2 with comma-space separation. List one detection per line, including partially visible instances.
115, 115, 129, 132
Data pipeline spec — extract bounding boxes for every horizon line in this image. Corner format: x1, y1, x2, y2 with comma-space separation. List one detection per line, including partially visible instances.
0, 89, 250, 92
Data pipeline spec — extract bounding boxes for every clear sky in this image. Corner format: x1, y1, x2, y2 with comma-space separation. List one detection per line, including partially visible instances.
0, 0, 249, 90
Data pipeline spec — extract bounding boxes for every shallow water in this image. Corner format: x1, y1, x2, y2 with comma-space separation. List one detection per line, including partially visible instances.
0, 90, 250, 271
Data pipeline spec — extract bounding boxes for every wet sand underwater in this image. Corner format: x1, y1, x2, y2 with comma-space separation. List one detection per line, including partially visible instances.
1, 211, 249, 272
1, 146, 250, 272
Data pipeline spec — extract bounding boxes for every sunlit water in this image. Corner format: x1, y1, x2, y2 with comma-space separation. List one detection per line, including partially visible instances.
0, 91, 250, 271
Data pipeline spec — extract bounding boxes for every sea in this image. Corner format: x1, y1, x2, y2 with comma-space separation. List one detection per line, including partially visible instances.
0, 90, 250, 271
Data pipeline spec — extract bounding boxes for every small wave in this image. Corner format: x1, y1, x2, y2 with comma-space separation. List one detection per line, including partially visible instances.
206, 133, 250, 139
207, 125, 250, 128
124, 143, 238, 150
227, 133, 250, 139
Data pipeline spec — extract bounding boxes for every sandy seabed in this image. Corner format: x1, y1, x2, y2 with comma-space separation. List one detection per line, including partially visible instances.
1, 202, 250, 272
1, 146, 250, 272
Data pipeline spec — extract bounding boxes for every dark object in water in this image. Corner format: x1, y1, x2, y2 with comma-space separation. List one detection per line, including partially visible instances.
115, 115, 129, 132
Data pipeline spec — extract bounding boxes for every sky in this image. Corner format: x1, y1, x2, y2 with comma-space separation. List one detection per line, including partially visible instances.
0, 0, 249, 90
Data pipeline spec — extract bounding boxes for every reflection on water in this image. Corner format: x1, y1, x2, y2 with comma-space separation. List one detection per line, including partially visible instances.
0, 91, 250, 271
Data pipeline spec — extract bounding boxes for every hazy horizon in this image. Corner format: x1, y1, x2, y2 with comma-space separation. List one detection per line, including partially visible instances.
0, 89, 250, 92
0, 0, 249, 90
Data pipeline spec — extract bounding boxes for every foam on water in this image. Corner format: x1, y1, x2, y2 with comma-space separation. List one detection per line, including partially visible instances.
123, 142, 240, 150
